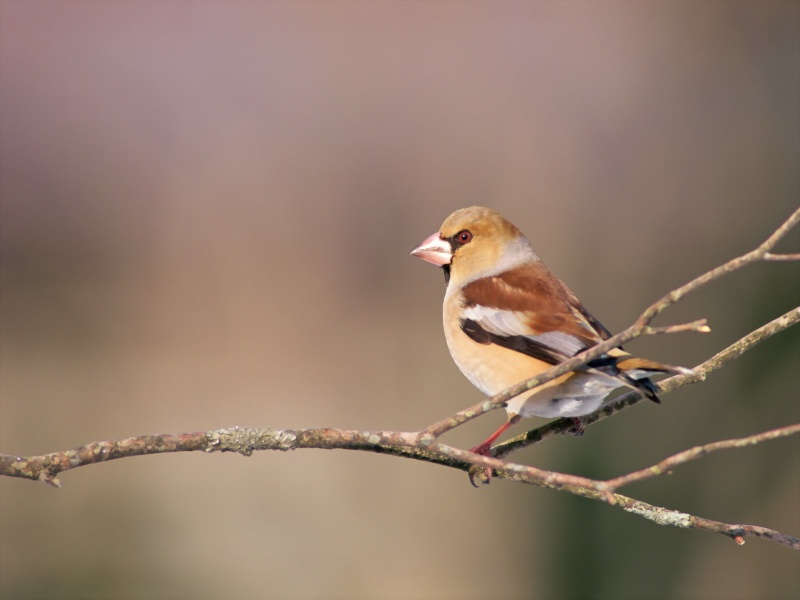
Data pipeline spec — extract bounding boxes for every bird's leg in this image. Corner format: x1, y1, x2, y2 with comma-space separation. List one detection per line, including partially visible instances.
469, 415, 521, 456
468, 414, 522, 486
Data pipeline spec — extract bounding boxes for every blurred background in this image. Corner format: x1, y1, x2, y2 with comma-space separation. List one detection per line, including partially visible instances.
1, 2, 798, 599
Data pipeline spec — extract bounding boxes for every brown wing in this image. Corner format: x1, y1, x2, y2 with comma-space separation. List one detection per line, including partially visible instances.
460, 262, 610, 357
460, 263, 668, 402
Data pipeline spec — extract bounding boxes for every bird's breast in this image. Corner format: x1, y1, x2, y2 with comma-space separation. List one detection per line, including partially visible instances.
442, 292, 552, 396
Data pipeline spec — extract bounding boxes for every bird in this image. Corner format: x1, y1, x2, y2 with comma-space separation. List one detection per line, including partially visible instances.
411, 206, 691, 483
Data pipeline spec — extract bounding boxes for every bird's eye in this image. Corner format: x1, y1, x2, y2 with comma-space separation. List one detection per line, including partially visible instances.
456, 230, 473, 244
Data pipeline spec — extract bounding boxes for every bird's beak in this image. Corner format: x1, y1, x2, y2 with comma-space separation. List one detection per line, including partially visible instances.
411, 232, 452, 266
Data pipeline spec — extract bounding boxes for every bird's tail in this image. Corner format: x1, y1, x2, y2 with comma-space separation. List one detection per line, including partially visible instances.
589, 354, 693, 404
616, 357, 693, 377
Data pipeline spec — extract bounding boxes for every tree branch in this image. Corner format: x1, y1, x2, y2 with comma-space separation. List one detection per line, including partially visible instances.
1, 208, 798, 550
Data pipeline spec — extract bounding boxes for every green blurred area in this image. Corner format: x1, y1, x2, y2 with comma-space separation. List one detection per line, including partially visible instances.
1, 2, 798, 599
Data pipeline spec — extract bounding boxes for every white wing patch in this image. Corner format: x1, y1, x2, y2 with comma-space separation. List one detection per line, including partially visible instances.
533, 331, 588, 357
461, 305, 588, 356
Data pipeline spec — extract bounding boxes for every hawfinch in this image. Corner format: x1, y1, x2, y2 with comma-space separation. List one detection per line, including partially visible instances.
411, 206, 690, 464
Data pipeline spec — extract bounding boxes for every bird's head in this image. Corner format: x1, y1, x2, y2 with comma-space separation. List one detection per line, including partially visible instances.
411, 206, 535, 287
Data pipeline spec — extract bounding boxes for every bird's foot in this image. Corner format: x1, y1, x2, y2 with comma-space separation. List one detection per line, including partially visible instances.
467, 442, 494, 487
466, 416, 520, 487
569, 417, 585, 437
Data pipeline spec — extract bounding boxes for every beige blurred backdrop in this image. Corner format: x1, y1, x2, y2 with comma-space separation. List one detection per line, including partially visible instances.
1, 2, 798, 599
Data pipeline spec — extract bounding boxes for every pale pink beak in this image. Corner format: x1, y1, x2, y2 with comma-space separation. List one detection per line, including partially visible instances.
410, 231, 452, 266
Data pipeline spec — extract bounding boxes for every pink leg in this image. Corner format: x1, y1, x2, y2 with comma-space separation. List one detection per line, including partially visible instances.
469, 417, 518, 456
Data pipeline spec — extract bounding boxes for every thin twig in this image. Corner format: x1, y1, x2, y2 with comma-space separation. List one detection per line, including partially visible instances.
602, 424, 800, 491
644, 320, 711, 335
764, 253, 800, 261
